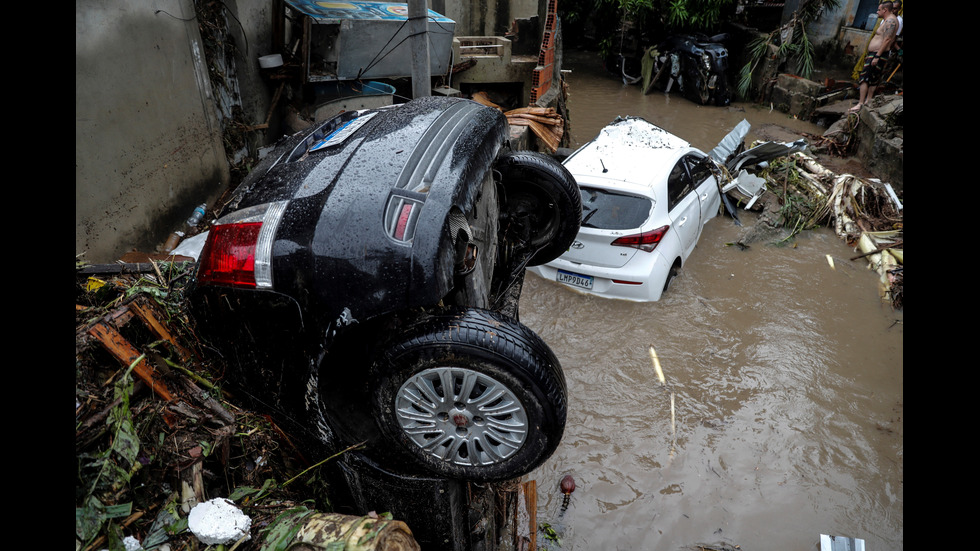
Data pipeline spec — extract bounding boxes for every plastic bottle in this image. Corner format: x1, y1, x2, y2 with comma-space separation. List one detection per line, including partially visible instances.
186, 203, 207, 227
163, 203, 208, 253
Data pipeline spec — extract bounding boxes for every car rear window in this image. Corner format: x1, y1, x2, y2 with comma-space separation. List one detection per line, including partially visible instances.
579, 187, 653, 230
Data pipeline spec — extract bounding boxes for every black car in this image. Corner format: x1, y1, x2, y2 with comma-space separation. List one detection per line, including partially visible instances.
189, 96, 581, 482
654, 33, 731, 106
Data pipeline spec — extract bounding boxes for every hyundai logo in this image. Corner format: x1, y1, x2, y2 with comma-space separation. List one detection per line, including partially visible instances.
570, 241, 585, 249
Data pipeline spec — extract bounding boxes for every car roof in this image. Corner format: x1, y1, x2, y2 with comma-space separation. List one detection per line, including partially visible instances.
563, 116, 693, 190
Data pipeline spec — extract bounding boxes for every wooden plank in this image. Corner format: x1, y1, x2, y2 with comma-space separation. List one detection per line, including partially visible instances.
88, 321, 174, 402
524, 479, 537, 551
129, 300, 194, 362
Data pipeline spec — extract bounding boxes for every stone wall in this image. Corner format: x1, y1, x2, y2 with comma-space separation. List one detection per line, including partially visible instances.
768, 73, 903, 191
855, 96, 903, 191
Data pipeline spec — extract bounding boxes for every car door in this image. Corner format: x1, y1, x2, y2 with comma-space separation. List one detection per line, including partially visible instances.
666, 157, 701, 259
685, 154, 721, 231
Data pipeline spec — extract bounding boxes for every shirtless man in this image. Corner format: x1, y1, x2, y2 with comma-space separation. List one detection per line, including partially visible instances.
851, 1, 899, 113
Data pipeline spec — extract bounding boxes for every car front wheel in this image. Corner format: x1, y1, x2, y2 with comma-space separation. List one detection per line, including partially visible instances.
371, 308, 567, 481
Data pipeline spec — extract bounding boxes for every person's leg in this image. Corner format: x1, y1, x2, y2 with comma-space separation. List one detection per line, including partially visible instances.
851, 53, 874, 112
851, 83, 867, 112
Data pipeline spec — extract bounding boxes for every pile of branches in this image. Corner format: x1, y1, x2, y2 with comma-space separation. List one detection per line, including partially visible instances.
75, 261, 334, 551
737, 151, 904, 308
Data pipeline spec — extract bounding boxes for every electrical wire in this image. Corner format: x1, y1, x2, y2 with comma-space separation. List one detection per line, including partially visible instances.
355, 15, 454, 80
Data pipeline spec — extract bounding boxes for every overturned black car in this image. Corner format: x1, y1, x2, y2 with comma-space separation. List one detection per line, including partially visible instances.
189, 97, 581, 482
653, 33, 731, 106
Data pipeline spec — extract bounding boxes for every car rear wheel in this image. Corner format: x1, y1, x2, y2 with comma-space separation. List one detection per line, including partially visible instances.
495, 151, 582, 266
664, 259, 681, 292
371, 307, 567, 481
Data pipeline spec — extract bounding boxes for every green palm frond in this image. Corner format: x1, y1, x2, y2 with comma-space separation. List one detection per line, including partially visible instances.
737, 0, 835, 97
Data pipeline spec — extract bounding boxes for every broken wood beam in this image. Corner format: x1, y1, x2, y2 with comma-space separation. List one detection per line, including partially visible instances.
130, 299, 195, 362
87, 321, 174, 402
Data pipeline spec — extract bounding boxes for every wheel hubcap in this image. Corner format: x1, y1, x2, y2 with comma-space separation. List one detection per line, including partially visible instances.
394, 367, 528, 466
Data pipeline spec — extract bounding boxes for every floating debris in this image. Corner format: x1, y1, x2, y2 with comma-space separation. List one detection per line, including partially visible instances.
648, 345, 677, 456
649, 345, 666, 386
725, 149, 903, 308
820, 533, 866, 550
560, 475, 576, 515
471, 91, 566, 152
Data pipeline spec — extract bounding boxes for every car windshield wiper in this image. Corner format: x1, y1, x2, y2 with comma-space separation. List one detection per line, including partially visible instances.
581, 208, 599, 227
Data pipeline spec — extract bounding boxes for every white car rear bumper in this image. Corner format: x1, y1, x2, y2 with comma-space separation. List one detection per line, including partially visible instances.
528, 250, 675, 302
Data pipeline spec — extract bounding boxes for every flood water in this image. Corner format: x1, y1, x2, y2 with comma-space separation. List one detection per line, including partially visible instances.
519, 50, 904, 550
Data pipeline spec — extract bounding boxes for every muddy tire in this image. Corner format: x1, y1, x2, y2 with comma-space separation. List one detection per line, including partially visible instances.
371, 307, 567, 481
663, 260, 681, 292
495, 151, 582, 266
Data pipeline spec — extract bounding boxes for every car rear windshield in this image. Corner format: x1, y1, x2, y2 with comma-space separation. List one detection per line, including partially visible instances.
579, 187, 653, 230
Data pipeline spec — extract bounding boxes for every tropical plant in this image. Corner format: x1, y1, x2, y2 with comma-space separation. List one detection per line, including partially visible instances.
562, 0, 735, 59
736, 0, 842, 99
664, 0, 732, 29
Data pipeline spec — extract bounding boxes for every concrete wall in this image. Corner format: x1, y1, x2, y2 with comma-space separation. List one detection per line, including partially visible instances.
780, 0, 872, 50
76, 0, 230, 262
76, 0, 542, 262
434, 0, 539, 37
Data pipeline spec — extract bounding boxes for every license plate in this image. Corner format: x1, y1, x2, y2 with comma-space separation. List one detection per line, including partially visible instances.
311, 112, 378, 151
557, 270, 594, 290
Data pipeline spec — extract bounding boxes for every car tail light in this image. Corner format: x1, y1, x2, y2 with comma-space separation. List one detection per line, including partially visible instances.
197, 201, 288, 289
611, 225, 669, 253
385, 196, 422, 243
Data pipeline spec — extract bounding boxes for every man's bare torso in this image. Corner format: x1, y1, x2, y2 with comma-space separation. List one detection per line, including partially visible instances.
869, 14, 898, 53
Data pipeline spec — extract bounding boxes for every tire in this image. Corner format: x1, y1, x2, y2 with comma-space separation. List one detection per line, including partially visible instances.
663, 260, 681, 292
371, 307, 567, 481
495, 151, 582, 266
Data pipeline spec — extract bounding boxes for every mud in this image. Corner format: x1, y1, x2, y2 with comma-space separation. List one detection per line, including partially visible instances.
521, 49, 903, 550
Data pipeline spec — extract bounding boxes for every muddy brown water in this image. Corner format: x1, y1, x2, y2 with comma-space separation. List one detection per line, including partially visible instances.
519, 50, 903, 550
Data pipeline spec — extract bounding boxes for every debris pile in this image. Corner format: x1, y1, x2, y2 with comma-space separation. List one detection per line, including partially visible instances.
75, 260, 418, 550
727, 149, 904, 308
471, 91, 566, 152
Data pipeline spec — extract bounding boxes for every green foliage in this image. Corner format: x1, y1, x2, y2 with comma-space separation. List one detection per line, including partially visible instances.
737, 35, 772, 98
76, 497, 133, 544
762, 158, 823, 241
540, 522, 562, 546
142, 497, 187, 549
666, 0, 730, 29
258, 506, 316, 551
230, 478, 280, 503
76, 360, 143, 548
81, 361, 141, 497
562, 0, 735, 58
737, 0, 842, 99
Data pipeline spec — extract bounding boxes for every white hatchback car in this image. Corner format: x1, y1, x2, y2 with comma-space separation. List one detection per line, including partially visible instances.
529, 116, 782, 302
